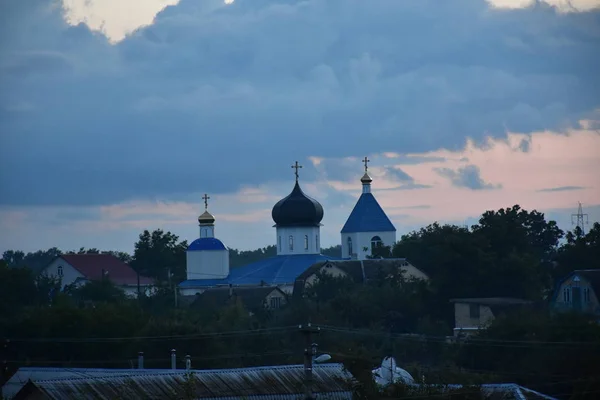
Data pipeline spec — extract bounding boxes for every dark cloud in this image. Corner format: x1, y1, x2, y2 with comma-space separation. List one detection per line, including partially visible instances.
1, 0, 599, 206
436, 165, 502, 190
537, 186, 587, 192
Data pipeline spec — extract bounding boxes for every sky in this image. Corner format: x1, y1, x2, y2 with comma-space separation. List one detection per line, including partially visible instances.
0, 0, 599, 255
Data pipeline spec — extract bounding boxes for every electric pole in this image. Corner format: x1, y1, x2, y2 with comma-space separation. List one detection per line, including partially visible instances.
571, 202, 589, 235
300, 323, 320, 400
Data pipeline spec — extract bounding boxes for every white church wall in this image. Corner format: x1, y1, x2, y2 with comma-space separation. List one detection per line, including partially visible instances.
199, 225, 215, 238
275, 226, 320, 256
341, 231, 396, 260
186, 250, 229, 280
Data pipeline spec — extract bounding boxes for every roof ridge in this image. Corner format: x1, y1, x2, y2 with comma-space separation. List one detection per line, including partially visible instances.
341, 192, 396, 233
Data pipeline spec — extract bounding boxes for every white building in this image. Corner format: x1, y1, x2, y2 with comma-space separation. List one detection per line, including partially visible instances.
41, 254, 154, 298
340, 159, 397, 260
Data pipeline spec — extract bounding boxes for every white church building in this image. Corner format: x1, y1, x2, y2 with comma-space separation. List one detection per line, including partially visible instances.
179, 158, 397, 296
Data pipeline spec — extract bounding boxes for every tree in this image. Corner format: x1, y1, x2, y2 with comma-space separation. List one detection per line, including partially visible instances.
130, 229, 187, 283
2, 247, 62, 272
554, 222, 600, 279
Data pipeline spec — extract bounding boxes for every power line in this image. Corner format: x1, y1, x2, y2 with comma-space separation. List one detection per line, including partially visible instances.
571, 202, 589, 235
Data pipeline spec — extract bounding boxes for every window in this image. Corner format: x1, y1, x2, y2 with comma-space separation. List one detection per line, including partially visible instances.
371, 235, 383, 251
347, 237, 353, 256
289, 235, 294, 251
270, 297, 282, 309
563, 287, 571, 303
278, 236, 281, 252
584, 287, 590, 303
57, 266, 63, 277
304, 235, 309, 250
469, 303, 480, 319
316, 235, 319, 250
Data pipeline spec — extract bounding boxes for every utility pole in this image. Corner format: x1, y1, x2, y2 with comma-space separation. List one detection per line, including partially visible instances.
300, 323, 320, 400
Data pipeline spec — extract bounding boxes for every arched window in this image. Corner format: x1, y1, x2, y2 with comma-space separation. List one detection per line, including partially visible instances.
278, 236, 281, 252
347, 237, 353, 256
304, 235, 309, 250
371, 236, 383, 251
289, 235, 294, 251
563, 287, 571, 303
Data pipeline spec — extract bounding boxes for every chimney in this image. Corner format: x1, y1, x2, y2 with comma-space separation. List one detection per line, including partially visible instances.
185, 355, 191, 370
138, 352, 144, 369
171, 349, 176, 370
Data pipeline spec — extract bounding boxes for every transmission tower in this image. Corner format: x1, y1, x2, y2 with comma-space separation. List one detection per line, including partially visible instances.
571, 202, 589, 235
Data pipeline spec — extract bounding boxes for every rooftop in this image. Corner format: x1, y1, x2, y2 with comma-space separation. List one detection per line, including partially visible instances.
341, 192, 396, 233
55, 254, 153, 286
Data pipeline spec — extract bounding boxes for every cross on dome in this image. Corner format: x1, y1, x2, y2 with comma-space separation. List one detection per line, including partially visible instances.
291, 161, 303, 182
362, 156, 370, 172
202, 193, 210, 210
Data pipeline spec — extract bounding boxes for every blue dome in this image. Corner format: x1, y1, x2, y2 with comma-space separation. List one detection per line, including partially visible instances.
187, 237, 227, 251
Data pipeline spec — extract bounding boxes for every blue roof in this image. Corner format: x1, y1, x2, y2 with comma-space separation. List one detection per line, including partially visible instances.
341, 193, 396, 233
187, 237, 227, 251
179, 253, 338, 288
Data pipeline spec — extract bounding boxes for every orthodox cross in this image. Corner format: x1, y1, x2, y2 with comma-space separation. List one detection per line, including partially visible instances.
362, 156, 370, 172
291, 161, 303, 182
202, 193, 210, 210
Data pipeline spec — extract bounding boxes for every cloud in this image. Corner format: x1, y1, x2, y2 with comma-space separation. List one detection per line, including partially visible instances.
1, 0, 600, 209
436, 165, 503, 190
537, 185, 588, 192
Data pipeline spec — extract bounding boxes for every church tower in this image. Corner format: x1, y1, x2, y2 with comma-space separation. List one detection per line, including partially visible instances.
271, 161, 324, 256
340, 157, 396, 260
186, 194, 229, 280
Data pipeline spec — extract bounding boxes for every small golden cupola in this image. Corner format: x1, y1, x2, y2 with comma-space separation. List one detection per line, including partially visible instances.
198, 194, 215, 225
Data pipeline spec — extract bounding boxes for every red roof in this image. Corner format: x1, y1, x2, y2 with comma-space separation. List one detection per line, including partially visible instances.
60, 254, 154, 286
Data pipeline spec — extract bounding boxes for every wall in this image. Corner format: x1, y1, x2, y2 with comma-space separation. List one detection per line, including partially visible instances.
275, 226, 321, 256
453, 303, 495, 335
186, 250, 229, 280
42, 258, 85, 289
340, 231, 396, 260
305, 265, 349, 286
264, 289, 288, 309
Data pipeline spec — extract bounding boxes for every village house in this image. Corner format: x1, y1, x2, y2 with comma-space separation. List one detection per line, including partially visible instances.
191, 285, 288, 314
551, 269, 600, 316
41, 254, 154, 298
449, 297, 532, 337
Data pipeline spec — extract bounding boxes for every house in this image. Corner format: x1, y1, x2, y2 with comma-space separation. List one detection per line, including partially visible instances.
7, 364, 354, 400
449, 297, 532, 337
41, 254, 154, 298
551, 269, 600, 315
191, 285, 288, 313
293, 258, 429, 298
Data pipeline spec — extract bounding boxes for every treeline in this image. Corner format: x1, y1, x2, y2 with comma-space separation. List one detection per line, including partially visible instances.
2, 204, 600, 399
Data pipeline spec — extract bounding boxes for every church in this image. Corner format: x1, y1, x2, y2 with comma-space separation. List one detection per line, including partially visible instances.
179, 158, 396, 295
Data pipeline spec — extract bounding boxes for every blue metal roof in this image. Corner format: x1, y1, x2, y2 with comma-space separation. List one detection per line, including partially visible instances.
341, 193, 396, 233
179, 253, 338, 288
187, 237, 227, 251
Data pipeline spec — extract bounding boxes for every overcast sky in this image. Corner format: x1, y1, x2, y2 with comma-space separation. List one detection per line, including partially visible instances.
1, 0, 599, 254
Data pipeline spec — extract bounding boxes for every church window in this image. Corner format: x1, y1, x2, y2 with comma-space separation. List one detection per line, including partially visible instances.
371, 236, 383, 251
316, 235, 319, 249
347, 237, 353, 256
304, 235, 309, 250
584, 287, 590, 303
57, 266, 63, 277
278, 236, 281, 252
289, 235, 294, 251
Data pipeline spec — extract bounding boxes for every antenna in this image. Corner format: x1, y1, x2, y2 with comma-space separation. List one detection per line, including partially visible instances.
571, 202, 589, 235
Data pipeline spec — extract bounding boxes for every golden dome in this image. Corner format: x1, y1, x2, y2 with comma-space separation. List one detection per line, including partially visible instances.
198, 210, 215, 224
361, 172, 373, 184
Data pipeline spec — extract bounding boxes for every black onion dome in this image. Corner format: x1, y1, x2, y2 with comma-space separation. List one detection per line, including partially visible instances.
272, 182, 324, 227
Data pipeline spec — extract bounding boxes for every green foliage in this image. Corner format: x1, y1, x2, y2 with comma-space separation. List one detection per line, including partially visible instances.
554, 222, 600, 279
130, 229, 187, 282
64, 279, 128, 305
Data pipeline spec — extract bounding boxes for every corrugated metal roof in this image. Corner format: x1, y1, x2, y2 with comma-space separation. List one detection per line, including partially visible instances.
340, 193, 396, 233
179, 254, 338, 288
13, 364, 353, 400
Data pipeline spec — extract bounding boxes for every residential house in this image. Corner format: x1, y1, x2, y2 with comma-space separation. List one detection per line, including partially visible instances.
7, 364, 354, 400
191, 285, 288, 314
293, 258, 428, 298
551, 269, 600, 316
449, 297, 532, 337
41, 254, 154, 298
